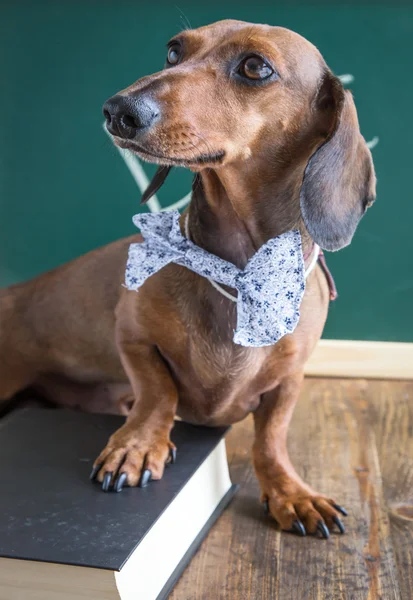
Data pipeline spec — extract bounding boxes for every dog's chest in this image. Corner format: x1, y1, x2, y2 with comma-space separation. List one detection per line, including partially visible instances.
158, 276, 301, 425
164, 331, 292, 426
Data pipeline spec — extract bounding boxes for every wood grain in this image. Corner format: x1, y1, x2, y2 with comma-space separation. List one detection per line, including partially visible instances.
170, 378, 413, 600
361, 380, 413, 599
305, 341, 413, 380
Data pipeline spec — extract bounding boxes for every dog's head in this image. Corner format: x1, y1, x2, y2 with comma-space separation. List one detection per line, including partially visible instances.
104, 20, 375, 251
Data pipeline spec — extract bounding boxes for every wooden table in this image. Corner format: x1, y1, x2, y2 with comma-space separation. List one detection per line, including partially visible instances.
170, 378, 413, 599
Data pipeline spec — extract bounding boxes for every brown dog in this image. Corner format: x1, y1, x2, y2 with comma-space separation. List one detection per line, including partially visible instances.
0, 20, 375, 538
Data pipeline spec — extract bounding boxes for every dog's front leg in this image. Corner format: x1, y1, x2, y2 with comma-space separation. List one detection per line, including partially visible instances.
253, 373, 347, 538
91, 343, 177, 491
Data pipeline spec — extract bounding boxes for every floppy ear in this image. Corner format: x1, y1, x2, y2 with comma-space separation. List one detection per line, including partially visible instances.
300, 72, 376, 251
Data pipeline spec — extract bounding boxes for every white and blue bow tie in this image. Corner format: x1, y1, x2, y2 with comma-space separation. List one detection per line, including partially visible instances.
125, 210, 307, 347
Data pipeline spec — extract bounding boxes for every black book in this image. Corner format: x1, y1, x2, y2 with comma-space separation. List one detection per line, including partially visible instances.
0, 408, 237, 599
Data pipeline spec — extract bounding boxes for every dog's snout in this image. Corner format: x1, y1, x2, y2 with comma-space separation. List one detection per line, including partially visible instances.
103, 94, 160, 138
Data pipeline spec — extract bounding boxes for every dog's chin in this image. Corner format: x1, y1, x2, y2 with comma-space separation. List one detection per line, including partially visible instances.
114, 138, 225, 168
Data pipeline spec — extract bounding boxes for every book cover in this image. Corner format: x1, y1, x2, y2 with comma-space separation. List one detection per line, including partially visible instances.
0, 408, 235, 579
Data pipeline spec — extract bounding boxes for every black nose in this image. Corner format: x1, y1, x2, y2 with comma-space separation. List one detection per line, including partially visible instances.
103, 94, 160, 138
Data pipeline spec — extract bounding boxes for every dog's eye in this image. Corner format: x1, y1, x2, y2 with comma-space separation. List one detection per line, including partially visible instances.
167, 43, 181, 66
239, 56, 273, 80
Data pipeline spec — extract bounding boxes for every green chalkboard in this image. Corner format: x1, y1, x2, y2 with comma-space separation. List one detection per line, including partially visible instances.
1, 0, 412, 341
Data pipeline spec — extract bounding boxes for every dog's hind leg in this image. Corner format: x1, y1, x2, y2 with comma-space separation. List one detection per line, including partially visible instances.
0, 336, 39, 402
33, 375, 134, 416
0, 369, 36, 402
0, 287, 39, 402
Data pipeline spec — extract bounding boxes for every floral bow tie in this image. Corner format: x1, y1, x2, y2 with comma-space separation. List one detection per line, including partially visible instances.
125, 210, 306, 347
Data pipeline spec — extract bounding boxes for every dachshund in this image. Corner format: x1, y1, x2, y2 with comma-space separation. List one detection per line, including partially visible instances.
0, 20, 375, 538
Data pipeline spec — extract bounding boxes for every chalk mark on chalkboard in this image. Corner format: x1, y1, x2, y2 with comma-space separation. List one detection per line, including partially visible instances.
103, 124, 162, 212
367, 136, 379, 150
338, 74, 354, 85
338, 75, 379, 150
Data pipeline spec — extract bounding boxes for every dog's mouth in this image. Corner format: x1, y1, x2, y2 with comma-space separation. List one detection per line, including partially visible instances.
114, 138, 225, 167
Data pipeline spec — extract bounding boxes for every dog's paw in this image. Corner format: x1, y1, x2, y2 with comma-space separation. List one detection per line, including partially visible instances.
261, 486, 347, 539
90, 427, 176, 492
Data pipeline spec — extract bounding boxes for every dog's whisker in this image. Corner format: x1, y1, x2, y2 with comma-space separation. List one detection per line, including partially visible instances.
191, 132, 215, 157
175, 6, 193, 31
